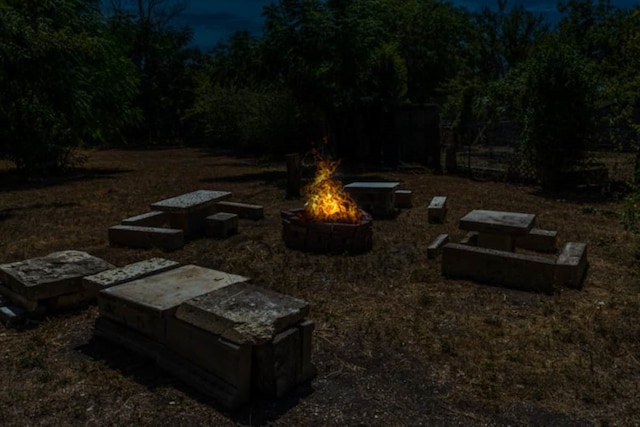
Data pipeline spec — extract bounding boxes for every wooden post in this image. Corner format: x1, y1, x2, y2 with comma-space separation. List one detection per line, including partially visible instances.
285, 153, 301, 199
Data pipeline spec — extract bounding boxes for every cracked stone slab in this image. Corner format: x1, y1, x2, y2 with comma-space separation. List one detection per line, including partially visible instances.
0, 250, 115, 301
150, 190, 231, 213
175, 282, 310, 346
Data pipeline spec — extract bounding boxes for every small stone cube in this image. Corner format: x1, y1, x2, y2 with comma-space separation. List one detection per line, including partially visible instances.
206, 212, 239, 238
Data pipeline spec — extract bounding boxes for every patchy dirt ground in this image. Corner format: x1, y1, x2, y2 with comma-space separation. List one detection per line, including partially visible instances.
0, 148, 638, 426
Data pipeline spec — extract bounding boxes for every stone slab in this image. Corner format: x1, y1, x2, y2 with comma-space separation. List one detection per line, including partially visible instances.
459, 210, 536, 236
442, 243, 556, 294
98, 265, 249, 342
214, 201, 264, 220
427, 234, 449, 259
555, 242, 588, 289
394, 190, 412, 208
206, 212, 239, 238
108, 225, 184, 251
343, 182, 400, 190
428, 196, 447, 223
122, 211, 168, 227
516, 228, 558, 253
176, 282, 310, 345
343, 182, 399, 217
83, 258, 181, 298
0, 251, 115, 301
150, 190, 231, 213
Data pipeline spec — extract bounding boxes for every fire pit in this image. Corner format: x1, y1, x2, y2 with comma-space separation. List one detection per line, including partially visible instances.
281, 149, 373, 253
281, 208, 373, 253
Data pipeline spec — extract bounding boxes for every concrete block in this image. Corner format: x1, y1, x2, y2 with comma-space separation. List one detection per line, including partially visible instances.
428, 196, 447, 223
477, 233, 515, 252
83, 258, 180, 298
297, 319, 317, 383
165, 316, 252, 403
0, 284, 39, 312
150, 190, 232, 237
214, 201, 264, 220
394, 190, 413, 208
427, 234, 449, 259
460, 231, 478, 246
459, 209, 535, 235
205, 212, 239, 238
108, 225, 184, 251
516, 228, 558, 253
343, 182, 400, 217
442, 243, 556, 294
98, 265, 249, 343
175, 281, 309, 346
122, 211, 168, 227
555, 242, 588, 289
0, 250, 114, 302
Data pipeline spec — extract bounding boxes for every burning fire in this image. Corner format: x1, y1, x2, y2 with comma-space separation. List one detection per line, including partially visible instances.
300, 150, 362, 224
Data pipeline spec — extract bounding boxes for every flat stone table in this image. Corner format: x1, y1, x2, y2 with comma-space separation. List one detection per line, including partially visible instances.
150, 190, 231, 237
343, 182, 400, 216
458, 209, 536, 252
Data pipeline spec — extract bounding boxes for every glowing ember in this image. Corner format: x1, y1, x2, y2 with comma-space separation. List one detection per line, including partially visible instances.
300, 150, 362, 224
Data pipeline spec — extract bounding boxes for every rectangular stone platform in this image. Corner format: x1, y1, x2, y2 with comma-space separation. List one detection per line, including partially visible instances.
122, 211, 168, 228
98, 265, 249, 343
150, 190, 232, 237
343, 182, 400, 217
555, 242, 588, 289
214, 201, 264, 220
83, 258, 181, 298
108, 225, 185, 251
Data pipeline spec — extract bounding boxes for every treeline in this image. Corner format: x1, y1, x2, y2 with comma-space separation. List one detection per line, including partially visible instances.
1, 0, 639, 188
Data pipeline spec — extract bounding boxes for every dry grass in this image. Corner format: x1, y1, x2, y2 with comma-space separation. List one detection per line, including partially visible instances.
0, 148, 639, 426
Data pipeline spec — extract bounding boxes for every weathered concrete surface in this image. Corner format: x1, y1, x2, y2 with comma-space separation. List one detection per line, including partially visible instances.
83, 258, 180, 298
151, 190, 232, 212
0, 251, 114, 301
555, 242, 588, 289
459, 209, 535, 235
176, 282, 310, 345
108, 225, 184, 251
460, 231, 478, 246
442, 243, 556, 294
343, 182, 400, 217
121, 211, 168, 227
98, 265, 249, 342
205, 212, 239, 238
214, 201, 264, 220
428, 196, 447, 223
477, 233, 515, 252
516, 228, 558, 253
427, 234, 449, 259
0, 284, 39, 311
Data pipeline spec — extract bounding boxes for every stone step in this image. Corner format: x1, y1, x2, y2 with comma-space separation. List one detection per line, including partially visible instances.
555, 242, 588, 289
516, 228, 558, 253
108, 225, 184, 251
83, 258, 181, 298
214, 201, 264, 220
427, 234, 449, 259
205, 212, 239, 238
428, 196, 447, 223
442, 243, 556, 294
394, 190, 413, 209
122, 211, 169, 227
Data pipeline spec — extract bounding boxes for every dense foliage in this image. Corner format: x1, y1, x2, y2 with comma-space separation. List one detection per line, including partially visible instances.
0, 0, 639, 185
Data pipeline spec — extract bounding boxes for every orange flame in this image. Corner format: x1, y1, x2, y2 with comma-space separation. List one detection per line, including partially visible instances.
300, 150, 362, 224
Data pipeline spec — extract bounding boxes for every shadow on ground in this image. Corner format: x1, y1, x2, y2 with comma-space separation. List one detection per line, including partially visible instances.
0, 167, 134, 193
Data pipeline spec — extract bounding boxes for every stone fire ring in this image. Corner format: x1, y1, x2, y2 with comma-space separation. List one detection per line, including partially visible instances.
281, 208, 373, 253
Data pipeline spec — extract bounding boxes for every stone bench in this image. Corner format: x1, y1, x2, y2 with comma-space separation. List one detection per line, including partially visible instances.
428, 196, 447, 223
555, 242, 588, 289
205, 212, 239, 238
342, 182, 400, 217
515, 228, 558, 253
83, 258, 181, 298
394, 190, 413, 209
122, 211, 168, 228
442, 243, 556, 294
108, 225, 185, 251
214, 201, 264, 220
427, 234, 449, 259
460, 231, 478, 246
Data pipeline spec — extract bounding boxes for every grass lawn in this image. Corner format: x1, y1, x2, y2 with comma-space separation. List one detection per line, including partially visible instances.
0, 147, 638, 426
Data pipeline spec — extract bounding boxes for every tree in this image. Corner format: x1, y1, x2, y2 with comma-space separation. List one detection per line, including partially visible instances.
0, 0, 139, 175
